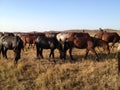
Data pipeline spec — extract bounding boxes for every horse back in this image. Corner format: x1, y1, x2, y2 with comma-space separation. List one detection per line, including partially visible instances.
1, 36, 23, 49
36, 36, 58, 49
102, 32, 120, 42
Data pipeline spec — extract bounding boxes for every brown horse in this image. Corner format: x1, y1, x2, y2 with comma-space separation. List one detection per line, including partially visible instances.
61, 36, 99, 61
68, 32, 90, 38
20, 33, 45, 49
92, 37, 110, 54
94, 29, 120, 47
59, 35, 110, 61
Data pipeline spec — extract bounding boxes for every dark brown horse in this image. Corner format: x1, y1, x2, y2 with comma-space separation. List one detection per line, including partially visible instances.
60, 35, 110, 61
65, 36, 99, 60
68, 32, 90, 38
92, 37, 110, 54
94, 29, 120, 47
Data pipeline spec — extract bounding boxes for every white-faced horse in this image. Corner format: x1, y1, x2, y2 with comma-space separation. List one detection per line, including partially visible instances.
56, 33, 69, 59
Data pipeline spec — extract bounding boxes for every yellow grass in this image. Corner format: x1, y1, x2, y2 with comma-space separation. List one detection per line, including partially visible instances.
0, 46, 119, 90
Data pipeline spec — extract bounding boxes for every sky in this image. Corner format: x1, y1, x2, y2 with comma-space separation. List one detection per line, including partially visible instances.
0, 0, 120, 32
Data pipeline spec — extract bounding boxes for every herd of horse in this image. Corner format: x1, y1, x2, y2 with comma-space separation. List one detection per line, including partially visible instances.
0, 29, 120, 65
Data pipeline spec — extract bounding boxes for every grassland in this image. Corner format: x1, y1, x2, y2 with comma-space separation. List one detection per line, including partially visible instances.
0, 30, 120, 90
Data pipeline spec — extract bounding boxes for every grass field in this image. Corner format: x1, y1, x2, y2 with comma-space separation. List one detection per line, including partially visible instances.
0, 46, 120, 90
0, 30, 120, 90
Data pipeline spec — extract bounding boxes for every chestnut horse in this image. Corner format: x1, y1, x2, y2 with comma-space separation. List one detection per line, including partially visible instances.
20, 33, 45, 49
64, 36, 99, 60
58, 33, 110, 61
94, 29, 120, 47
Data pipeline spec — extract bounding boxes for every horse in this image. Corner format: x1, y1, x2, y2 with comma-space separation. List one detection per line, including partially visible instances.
94, 29, 120, 48
92, 37, 110, 54
59, 34, 110, 61
0, 36, 24, 64
45, 32, 59, 38
20, 33, 40, 50
56, 32, 91, 59
62, 36, 99, 61
68, 32, 90, 38
56, 32, 90, 43
35, 36, 62, 62
20, 32, 46, 50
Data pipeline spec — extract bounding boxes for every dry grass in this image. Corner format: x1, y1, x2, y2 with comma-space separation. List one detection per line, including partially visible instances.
0, 46, 119, 90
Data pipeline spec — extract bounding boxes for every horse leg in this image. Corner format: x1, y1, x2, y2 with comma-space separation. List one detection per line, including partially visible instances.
84, 49, 89, 59
36, 45, 40, 59
92, 49, 99, 61
49, 49, 54, 59
40, 48, 43, 59
49, 50, 52, 59
1, 47, 4, 58
52, 50, 55, 62
24, 42, 27, 51
14, 50, 20, 64
69, 48, 74, 60
32, 43, 35, 49
49, 49, 56, 63
27, 43, 30, 50
63, 49, 66, 60
4, 49, 8, 59
22, 42, 25, 51
52, 49, 54, 59
104, 45, 110, 54
111, 42, 115, 48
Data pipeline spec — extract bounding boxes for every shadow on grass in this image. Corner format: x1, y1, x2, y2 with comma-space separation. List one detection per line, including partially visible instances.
61, 52, 117, 63
24, 51, 118, 64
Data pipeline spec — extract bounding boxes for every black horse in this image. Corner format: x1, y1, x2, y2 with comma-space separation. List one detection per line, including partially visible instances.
35, 36, 62, 61
0, 36, 24, 64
